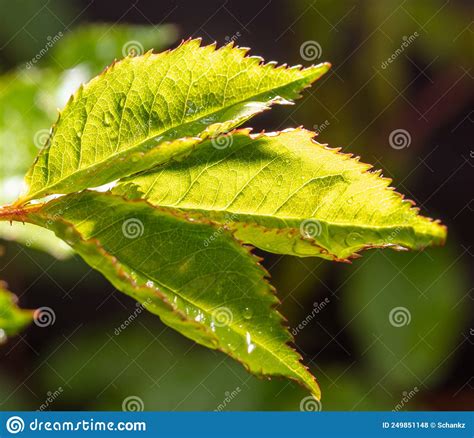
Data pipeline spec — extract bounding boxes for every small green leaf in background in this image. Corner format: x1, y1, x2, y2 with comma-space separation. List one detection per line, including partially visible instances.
50, 23, 178, 75
22, 39, 329, 201
342, 246, 468, 389
27, 191, 320, 398
37, 324, 309, 411
0, 281, 33, 338
116, 129, 446, 260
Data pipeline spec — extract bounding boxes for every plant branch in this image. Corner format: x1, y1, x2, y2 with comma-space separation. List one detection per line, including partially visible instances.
0, 204, 42, 223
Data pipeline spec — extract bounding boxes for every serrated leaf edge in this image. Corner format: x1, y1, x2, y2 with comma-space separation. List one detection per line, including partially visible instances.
21, 39, 330, 204
26, 192, 321, 398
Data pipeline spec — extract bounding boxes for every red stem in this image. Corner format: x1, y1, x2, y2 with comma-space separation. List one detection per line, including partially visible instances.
0, 204, 41, 223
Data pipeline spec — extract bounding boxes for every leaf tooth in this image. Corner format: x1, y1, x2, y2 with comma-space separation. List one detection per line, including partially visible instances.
178, 37, 202, 49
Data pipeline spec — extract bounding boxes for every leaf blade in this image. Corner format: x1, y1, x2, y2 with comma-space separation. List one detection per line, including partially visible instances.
0, 281, 34, 337
115, 128, 446, 260
23, 40, 329, 201
27, 191, 320, 397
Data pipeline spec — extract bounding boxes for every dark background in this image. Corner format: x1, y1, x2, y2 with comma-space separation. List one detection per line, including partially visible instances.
0, 0, 472, 410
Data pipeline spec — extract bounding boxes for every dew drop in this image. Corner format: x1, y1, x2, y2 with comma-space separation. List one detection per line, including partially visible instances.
245, 331, 256, 354
345, 232, 363, 246
186, 102, 197, 116
243, 307, 253, 320
103, 112, 113, 126
146, 280, 154, 288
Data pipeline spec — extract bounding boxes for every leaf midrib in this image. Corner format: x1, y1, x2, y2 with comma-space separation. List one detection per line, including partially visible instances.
148, 204, 428, 232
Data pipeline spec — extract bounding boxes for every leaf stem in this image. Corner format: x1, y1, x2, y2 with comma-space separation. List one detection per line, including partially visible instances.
0, 204, 42, 223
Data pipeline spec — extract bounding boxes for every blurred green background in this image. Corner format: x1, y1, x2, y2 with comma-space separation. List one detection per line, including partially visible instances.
0, 0, 472, 411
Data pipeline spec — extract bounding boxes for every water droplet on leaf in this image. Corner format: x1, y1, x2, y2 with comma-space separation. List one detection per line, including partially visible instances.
103, 112, 113, 126
345, 232, 363, 246
243, 307, 253, 320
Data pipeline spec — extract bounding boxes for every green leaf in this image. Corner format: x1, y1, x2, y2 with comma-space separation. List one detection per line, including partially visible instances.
115, 129, 446, 260
0, 69, 73, 257
0, 281, 34, 337
49, 23, 178, 75
0, 69, 56, 195
27, 191, 320, 398
0, 222, 72, 259
341, 246, 468, 388
22, 39, 329, 202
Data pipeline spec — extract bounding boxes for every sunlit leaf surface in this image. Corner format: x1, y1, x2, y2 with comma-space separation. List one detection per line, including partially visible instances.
23, 39, 329, 201
28, 191, 321, 397
117, 129, 446, 260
